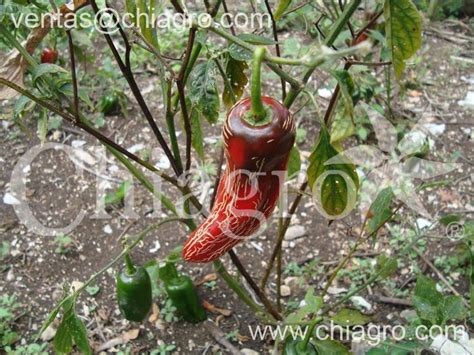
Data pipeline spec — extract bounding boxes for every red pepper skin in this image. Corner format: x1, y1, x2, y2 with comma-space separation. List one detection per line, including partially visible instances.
41, 48, 58, 64
183, 96, 295, 263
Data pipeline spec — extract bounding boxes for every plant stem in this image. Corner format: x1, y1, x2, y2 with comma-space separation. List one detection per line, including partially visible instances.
213, 260, 270, 320
228, 251, 283, 321
124, 253, 136, 275
249, 47, 268, 122
165, 82, 184, 172
284, 0, 362, 108
214, 58, 237, 105
66, 30, 80, 121
261, 181, 308, 288
302, 317, 322, 348
263, 0, 287, 100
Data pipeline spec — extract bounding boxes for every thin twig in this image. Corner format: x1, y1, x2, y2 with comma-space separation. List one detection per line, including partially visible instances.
210, 147, 225, 209
370, 295, 412, 307
177, 27, 197, 172
260, 181, 308, 288
66, 30, 79, 122
228, 251, 283, 321
170, 0, 184, 13
221, 0, 236, 36
203, 321, 241, 355
264, 0, 287, 100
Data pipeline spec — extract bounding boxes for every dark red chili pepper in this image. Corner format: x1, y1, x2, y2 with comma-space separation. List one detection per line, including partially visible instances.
182, 96, 295, 262
183, 47, 295, 263
41, 47, 58, 64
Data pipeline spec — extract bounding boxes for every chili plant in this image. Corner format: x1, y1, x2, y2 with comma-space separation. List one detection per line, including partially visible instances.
0, 0, 451, 353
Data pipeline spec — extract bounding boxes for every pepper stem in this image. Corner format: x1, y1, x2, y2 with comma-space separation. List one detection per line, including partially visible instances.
246, 46, 271, 125
301, 316, 321, 350
124, 253, 136, 275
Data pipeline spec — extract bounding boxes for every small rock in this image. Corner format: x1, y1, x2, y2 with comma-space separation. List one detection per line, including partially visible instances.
327, 286, 347, 295
103, 225, 113, 234
71, 281, 84, 292
149, 241, 161, 253
40, 325, 56, 341
6, 269, 15, 282
280, 285, 291, 297
285, 225, 306, 240
241, 349, 260, 355
350, 296, 372, 311
3, 192, 20, 205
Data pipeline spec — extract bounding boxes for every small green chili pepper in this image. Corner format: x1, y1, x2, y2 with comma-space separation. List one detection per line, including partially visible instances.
158, 262, 206, 323
116, 254, 152, 322
99, 93, 120, 115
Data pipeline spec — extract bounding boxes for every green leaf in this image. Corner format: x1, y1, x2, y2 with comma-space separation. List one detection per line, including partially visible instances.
411, 273, 467, 326
1, 241, 10, 259
31, 64, 68, 85
125, 0, 137, 26
222, 56, 248, 109
368, 342, 420, 355
273, 0, 292, 20
464, 220, 474, 241
85, 285, 100, 297
229, 44, 252, 61
366, 187, 394, 236
37, 297, 66, 341
104, 181, 131, 206
441, 295, 467, 322
307, 126, 359, 218
330, 308, 371, 326
189, 61, 220, 124
68, 311, 92, 354
287, 146, 301, 180
54, 298, 92, 355
14, 95, 35, 119
313, 339, 350, 354
412, 274, 443, 325
468, 243, 474, 317
384, 0, 422, 78
238, 33, 277, 45
375, 255, 398, 278
37, 109, 48, 143
53, 312, 73, 354
330, 109, 355, 144
331, 70, 355, 117
190, 105, 205, 160
285, 287, 322, 323
438, 214, 462, 226
137, 0, 158, 47
228, 34, 276, 61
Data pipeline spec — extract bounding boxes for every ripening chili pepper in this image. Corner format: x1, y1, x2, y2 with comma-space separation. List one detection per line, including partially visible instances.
116, 254, 152, 322
99, 93, 120, 115
283, 338, 318, 354
182, 47, 296, 263
158, 262, 207, 323
40, 47, 58, 64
